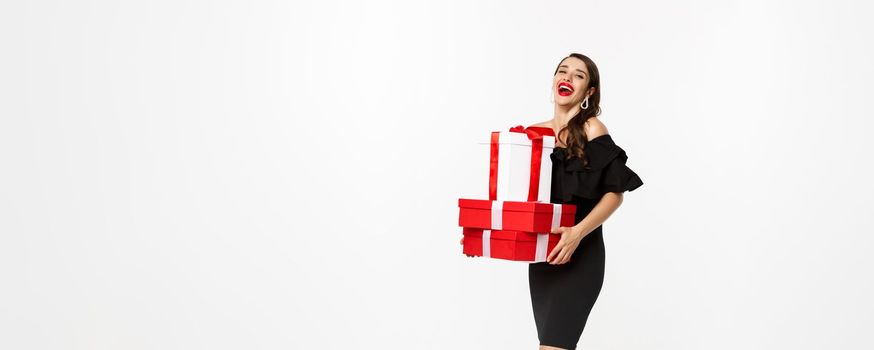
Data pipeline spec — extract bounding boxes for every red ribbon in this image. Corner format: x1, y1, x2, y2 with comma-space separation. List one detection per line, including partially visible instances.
489, 125, 550, 202
489, 131, 500, 201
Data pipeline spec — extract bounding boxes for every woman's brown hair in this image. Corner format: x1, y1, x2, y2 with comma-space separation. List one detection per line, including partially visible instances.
554, 53, 601, 166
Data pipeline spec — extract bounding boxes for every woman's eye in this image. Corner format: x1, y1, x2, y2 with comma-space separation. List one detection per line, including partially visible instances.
577, 75, 584, 78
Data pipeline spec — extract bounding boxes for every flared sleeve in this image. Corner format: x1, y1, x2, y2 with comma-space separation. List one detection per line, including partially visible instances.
550, 134, 643, 202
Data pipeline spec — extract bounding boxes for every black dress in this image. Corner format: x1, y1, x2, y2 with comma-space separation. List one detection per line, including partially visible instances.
528, 133, 644, 349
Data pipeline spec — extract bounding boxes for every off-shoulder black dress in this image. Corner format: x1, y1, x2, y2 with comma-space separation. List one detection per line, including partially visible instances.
528, 132, 643, 349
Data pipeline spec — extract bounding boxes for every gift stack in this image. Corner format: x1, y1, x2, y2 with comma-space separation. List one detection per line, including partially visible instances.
458, 125, 576, 263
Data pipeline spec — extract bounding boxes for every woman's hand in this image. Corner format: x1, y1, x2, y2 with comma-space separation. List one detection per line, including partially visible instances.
547, 225, 586, 264
460, 236, 478, 257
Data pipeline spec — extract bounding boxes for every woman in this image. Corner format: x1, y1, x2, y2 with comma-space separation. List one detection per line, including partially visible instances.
530, 53, 643, 349
462, 53, 644, 349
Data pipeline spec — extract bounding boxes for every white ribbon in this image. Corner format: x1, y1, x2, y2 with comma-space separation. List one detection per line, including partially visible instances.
491, 200, 503, 230
551, 204, 562, 228
534, 233, 549, 262
482, 229, 491, 257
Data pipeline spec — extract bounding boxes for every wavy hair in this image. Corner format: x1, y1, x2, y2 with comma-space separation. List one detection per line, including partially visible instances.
554, 53, 601, 166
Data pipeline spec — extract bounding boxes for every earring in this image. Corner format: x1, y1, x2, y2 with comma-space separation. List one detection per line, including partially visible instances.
580, 96, 589, 109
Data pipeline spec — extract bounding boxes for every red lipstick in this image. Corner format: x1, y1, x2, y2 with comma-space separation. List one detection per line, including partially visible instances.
557, 82, 574, 97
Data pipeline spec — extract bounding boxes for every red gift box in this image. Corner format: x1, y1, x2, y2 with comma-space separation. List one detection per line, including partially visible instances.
458, 198, 576, 232
462, 227, 559, 262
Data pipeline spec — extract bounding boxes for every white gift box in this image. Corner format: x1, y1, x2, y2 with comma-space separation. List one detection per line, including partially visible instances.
478, 128, 555, 203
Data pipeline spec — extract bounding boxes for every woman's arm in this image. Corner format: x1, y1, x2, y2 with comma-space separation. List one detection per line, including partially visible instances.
547, 192, 623, 264
575, 192, 623, 237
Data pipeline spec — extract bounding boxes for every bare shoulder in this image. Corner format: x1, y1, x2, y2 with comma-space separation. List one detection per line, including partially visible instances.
584, 116, 609, 141
528, 120, 552, 128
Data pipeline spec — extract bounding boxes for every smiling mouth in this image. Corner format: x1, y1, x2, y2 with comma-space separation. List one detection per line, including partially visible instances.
557, 83, 573, 97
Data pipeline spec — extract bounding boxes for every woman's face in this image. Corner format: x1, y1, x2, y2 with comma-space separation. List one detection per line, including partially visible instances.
553, 57, 592, 106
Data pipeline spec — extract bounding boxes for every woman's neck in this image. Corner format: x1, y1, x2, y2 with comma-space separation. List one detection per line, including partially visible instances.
552, 103, 581, 129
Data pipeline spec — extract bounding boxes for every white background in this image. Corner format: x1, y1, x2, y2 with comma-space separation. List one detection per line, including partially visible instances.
2, 0, 873, 349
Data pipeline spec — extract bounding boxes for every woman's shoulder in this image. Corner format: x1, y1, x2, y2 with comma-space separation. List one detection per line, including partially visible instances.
527, 117, 610, 142
527, 120, 552, 129
584, 116, 609, 141
525, 120, 557, 138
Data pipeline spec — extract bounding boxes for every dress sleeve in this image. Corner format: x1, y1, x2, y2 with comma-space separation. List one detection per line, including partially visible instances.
552, 135, 643, 201
597, 148, 644, 195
